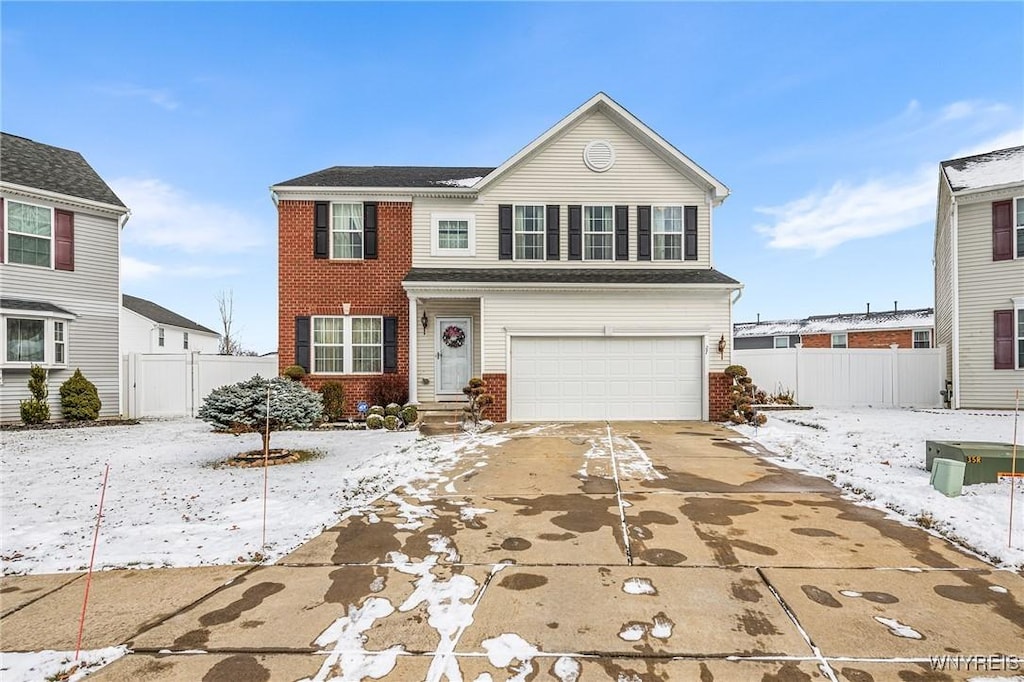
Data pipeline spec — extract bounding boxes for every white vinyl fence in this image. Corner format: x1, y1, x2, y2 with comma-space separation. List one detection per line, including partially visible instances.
733, 345, 947, 408
122, 353, 279, 418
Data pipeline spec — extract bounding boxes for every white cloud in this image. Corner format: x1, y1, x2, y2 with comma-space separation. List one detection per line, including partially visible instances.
939, 100, 1009, 124
754, 168, 935, 254
114, 178, 264, 254
97, 85, 180, 110
121, 255, 163, 280
953, 128, 1024, 158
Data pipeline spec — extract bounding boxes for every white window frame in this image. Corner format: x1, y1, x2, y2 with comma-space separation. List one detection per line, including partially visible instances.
1, 315, 69, 368
513, 205, 546, 261
350, 316, 383, 374
430, 212, 476, 257
652, 205, 684, 261
311, 315, 384, 375
912, 329, 932, 349
583, 205, 614, 261
5, 200, 54, 269
54, 321, 66, 365
1014, 298, 1024, 370
773, 336, 790, 349
183, 331, 190, 350
1014, 197, 1024, 260
831, 332, 848, 349
330, 203, 364, 260
157, 327, 165, 347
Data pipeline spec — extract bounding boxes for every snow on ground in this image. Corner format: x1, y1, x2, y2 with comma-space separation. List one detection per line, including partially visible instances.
733, 408, 1024, 570
1, 419, 501, 575
0, 646, 128, 682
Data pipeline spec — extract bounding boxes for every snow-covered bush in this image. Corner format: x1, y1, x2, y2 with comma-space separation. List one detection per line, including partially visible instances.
400, 405, 418, 425
198, 375, 323, 452
60, 369, 101, 421
383, 415, 401, 431
366, 414, 385, 429
282, 364, 306, 381
20, 365, 50, 424
368, 405, 386, 417
385, 402, 402, 417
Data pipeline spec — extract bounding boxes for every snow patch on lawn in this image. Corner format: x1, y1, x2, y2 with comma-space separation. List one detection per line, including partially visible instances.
0, 646, 128, 682
733, 408, 1024, 570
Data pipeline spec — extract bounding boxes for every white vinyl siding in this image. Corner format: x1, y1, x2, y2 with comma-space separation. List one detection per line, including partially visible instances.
954, 197, 1024, 408
583, 205, 614, 260
6, 201, 53, 268
934, 182, 955, 385
0, 202, 122, 422
312, 316, 383, 375
414, 299, 482, 404
652, 206, 683, 261
410, 111, 713, 268
331, 203, 363, 259
513, 205, 545, 260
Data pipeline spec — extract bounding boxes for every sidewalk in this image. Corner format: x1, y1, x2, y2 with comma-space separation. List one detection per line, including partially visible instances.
2, 421, 1022, 681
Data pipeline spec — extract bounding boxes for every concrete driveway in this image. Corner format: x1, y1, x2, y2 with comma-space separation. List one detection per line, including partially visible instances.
2, 421, 1022, 681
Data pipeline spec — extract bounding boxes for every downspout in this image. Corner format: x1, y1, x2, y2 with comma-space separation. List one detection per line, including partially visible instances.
950, 198, 961, 409
117, 208, 131, 417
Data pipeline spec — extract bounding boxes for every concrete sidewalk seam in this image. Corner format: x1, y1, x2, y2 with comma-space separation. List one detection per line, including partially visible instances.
605, 423, 634, 566
0, 573, 83, 620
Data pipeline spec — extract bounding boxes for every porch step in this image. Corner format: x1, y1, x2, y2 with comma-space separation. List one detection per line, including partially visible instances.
416, 402, 466, 436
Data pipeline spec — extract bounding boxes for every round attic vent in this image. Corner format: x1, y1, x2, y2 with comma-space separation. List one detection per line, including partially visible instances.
583, 140, 615, 172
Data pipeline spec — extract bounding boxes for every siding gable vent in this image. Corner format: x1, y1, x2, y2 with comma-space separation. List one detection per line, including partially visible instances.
583, 140, 615, 173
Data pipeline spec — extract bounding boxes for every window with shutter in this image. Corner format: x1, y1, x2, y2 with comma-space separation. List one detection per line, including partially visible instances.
993, 200, 1013, 261
54, 209, 74, 271
994, 309, 1014, 370
1015, 197, 1024, 259
545, 205, 560, 260
6, 200, 52, 268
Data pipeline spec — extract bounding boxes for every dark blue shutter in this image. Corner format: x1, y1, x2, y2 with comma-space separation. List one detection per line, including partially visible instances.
498, 205, 513, 260
637, 206, 651, 261
684, 206, 698, 261
363, 202, 378, 260
314, 202, 329, 259
546, 205, 560, 260
295, 316, 311, 372
568, 205, 582, 260
615, 205, 629, 261
383, 316, 398, 373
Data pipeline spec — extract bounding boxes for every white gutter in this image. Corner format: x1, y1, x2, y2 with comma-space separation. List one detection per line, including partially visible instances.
951, 198, 961, 409
402, 280, 743, 293
0, 182, 129, 217
270, 189, 280, 207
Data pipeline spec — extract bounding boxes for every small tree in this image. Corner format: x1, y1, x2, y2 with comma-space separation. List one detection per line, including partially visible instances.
319, 381, 345, 421
60, 369, 101, 421
197, 375, 323, 453
216, 290, 242, 355
723, 364, 765, 426
462, 377, 494, 426
20, 365, 50, 424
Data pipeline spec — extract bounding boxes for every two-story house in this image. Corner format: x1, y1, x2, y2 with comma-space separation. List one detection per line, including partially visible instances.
273, 93, 742, 422
121, 294, 220, 355
935, 145, 1024, 409
1, 132, 129, 422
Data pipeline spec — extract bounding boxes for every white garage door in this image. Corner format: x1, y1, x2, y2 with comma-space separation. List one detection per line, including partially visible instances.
509, 336, 704, 421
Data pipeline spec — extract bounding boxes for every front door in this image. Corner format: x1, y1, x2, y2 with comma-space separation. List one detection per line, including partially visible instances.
436, 317, 472, 399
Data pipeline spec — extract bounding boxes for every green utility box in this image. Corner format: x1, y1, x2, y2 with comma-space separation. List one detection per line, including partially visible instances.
930, 458, 965, 497
924, 440, 1020, 485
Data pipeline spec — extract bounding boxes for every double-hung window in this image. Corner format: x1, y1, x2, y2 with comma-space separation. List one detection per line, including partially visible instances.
331, 203, 363, 259
7, 201, 52, 268
831, 333, 848, 349
3, 316, 68, 367
652, 206, 683, 261
158, 328, 165, 347
183, 332, 190, 350
1018, 307, 1024, 370
1015, 197, 1024, 259
913, 330, 931, 348
513, 205, 545, 260
313, 316, 383, 374
584, 206, 613, 260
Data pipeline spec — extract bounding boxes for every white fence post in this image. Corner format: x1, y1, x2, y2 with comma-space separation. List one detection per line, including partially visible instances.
794, 343, 803, 404
889, 344, 899, 408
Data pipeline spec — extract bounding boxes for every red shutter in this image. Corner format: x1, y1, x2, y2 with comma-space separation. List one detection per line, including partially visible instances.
54, 209, 74, 271
994, 309, 1015, 369
993, 200, 1013, 261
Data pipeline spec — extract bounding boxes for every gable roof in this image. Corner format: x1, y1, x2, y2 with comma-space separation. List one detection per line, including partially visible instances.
1, 132, 126, 208
122, 294, 218, 335
275, 166, 496, 189
474, 92, 729, 201
941, 145, 1024, 193
734, 307, 934, 338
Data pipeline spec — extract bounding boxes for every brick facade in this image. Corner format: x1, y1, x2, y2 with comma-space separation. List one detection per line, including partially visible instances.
708, 372, 732, 421
800, 329, 917, 349
481, 373, 507, 423
278, 200, 412, 417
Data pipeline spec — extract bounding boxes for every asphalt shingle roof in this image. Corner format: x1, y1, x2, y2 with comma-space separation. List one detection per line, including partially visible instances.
274, 166, 497, 189
404, 268, 740, 285
1, 133, 126, 207
734, 307, 934, 338
941, 146, 1024, 193
0, 298, 75, 317
122, 294, 218, 335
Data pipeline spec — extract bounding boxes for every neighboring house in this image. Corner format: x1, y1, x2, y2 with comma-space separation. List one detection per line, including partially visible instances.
0, 132, 129, 422
935, 145, 1024, 409
121, 294, 220, 354
272, 93, 742, 422
734, 307, 934, 350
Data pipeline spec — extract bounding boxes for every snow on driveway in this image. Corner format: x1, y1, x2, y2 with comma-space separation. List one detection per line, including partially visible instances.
733, 408, 1024, 570
1, 419, 500, 575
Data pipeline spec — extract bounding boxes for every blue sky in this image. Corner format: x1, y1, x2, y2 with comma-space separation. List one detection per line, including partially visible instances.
3, 2, 1022, 354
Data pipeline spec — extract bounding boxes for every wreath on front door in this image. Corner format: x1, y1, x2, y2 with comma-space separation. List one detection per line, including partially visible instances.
442, 325, 466, 349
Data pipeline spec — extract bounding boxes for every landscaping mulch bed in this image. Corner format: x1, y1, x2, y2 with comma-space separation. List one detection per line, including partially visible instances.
1, 418, 140, 432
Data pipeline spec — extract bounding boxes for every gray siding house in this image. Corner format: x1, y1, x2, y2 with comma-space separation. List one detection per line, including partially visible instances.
1, 133, 129, 422
935, 145, 1024, 409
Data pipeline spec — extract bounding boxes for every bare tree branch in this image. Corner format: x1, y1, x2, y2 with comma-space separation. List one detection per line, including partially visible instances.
217, 290, 242, 355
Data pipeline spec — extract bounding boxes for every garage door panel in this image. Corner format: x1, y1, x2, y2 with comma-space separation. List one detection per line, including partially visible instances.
510, 336, 703, 421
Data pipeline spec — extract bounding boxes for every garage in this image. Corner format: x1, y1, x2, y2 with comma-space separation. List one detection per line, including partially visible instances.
508, 336, 704, 421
